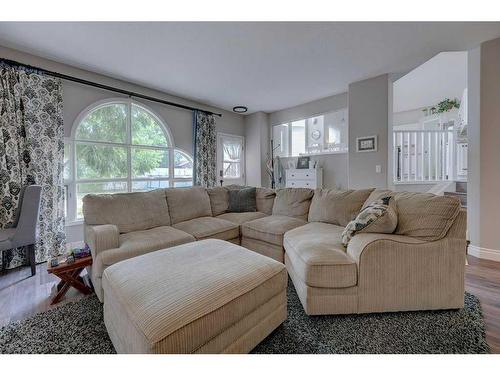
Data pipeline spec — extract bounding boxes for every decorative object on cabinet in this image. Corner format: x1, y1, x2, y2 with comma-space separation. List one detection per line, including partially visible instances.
356, 135, 377, 152
285, 168, 323, 188
266, 139, 282, 188
296, 156, 310, 169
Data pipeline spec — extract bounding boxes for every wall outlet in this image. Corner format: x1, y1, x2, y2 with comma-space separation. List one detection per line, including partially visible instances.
375, 165, 382, 173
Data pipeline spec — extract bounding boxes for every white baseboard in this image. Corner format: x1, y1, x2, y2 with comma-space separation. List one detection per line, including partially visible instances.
468, 244, 500, 262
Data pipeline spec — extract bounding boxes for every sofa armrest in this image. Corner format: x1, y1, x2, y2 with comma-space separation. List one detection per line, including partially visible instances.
84, 224, 119, 259
346, 233, 425, 264
346, 232, 467, 313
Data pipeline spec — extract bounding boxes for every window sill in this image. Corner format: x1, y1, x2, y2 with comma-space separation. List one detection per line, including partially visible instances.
65, 219, 84, 227
279, 151, 348, 158
393, 180, 443, 185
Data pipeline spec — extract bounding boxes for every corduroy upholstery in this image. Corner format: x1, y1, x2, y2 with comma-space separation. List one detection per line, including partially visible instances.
286, 209, 467, 315
272, 188, 314, 220
173, 217, 239, 241
165, 187, 213, 224
256, 187, 276, 215
241, 215, 306, 247
206, 187, 229, 216
102, 239, 287, 353
216, 212, 267, 225
241, 237, 286, 263
84, 185, 466, 318
284, 223, 358, 288
308, 188, 374, 226
90, 225, 195, 301
83, 189, 171, 233
393, 191, 461, 241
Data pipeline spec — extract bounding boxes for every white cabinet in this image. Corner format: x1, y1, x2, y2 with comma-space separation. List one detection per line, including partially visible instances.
285, 168, 323, 189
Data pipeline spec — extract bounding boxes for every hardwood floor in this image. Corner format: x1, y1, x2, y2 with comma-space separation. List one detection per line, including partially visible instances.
0, 263, 88, 327
464, 255, 500, 353
1, 256, 499, 353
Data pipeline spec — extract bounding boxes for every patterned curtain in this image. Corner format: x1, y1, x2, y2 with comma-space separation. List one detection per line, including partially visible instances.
193, 110, 217, 187
0, 64, 65, 270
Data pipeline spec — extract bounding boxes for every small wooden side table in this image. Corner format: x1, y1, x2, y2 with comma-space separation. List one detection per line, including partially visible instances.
47, 255, 93, 305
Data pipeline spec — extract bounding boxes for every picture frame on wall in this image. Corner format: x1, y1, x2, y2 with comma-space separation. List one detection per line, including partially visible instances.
356, 135, 377, 152
296, 156, 310, 169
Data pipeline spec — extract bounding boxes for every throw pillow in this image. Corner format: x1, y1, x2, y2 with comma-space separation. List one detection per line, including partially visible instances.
227, 187, 257, 212
341, 196, 398, 247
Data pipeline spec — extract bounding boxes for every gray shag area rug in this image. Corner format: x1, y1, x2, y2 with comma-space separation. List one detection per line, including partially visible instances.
0, 281, 490, 354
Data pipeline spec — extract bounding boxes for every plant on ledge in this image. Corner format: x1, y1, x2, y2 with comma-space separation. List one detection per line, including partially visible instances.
436, 98, 460, 113
423, 98, 460, 115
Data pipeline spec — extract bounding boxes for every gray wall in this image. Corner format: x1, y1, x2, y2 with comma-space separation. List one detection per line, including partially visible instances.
478, 37, 500, 256
0, 45, 245, 243
268, 92, 349, 189
467, 37, 500, 261
244, 112, 269, 187
467, 46, 481, 251
348, 74, 389, 189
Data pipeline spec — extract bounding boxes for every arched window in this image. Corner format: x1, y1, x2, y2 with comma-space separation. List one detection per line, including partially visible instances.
64, 99, 193, 221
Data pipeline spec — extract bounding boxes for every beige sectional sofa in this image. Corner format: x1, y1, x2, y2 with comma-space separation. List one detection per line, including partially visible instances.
83, 185, 466, 317
83, 186, 275, 301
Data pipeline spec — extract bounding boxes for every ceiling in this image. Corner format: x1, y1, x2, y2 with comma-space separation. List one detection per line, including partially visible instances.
0, 22, 499, 114
393, 51, 467, 113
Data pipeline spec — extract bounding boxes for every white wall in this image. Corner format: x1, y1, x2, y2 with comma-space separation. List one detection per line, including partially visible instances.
268, 93, 349, 189
0, 45, 245, 243
348, 74, 389, 189
468, 37, 500, 262
393, 51, 467, 113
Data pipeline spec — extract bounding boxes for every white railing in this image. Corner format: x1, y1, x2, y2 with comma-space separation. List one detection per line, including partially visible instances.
393, 130, 456, 183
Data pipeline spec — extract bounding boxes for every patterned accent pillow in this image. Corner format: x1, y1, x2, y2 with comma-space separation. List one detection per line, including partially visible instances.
227, 187, 257, 213
341, 196, 398, 247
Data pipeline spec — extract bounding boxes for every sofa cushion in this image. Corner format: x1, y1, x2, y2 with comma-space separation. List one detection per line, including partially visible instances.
217, 211, 267, 225
394, 192, 461, 241
93, 226, 195, 279
241, 215, 306, 246
272, 188, 314, 220
284, 222, 357, 288
342, 196, 398, 246
206, 187, 229, 216
173, 217, 239, 241
256, 188, 276, 215
228, 187, 257, 212
165, 187, 213, 224
308, 188, 374, 226
83, 189, 171, 233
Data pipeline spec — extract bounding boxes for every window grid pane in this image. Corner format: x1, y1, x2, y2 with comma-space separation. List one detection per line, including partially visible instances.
71, 101, 194, 222
174, 150, 193, 178
223, 162, 241, 178
131, 104, 169, 147
131, 147, 169, 178
76, 143, 128, 180
272, 109, 348, 157
76, 103, 127, 143
131, 180, 169, 192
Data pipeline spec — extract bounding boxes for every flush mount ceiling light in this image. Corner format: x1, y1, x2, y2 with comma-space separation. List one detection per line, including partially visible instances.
233, 106, 248, 113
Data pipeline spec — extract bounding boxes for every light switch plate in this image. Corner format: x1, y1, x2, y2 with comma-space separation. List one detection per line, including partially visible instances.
375, 165, 382, 173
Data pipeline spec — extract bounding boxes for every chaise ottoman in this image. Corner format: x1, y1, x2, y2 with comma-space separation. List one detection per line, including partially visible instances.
102, 239, 287, 353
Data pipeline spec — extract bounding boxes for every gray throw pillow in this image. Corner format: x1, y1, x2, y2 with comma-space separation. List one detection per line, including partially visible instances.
227, 187, 257, 213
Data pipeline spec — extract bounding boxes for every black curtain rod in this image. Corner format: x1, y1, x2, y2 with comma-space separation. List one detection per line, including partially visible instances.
0, 57, 222, 117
